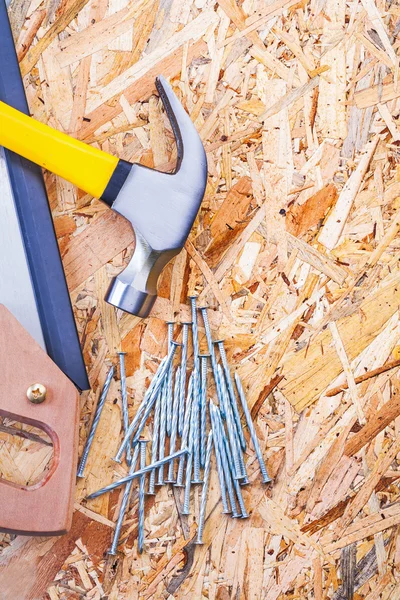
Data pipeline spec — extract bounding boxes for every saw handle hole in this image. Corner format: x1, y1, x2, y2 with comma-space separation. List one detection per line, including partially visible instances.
0, 416, 54, 487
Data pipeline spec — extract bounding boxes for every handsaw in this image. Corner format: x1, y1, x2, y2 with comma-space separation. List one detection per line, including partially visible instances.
0, 0, 89, 535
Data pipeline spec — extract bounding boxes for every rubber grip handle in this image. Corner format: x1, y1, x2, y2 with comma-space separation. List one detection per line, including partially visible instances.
0, 101, 119, 198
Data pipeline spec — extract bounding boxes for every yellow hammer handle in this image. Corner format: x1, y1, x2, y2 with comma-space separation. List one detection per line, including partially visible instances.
0, 101, 119, 198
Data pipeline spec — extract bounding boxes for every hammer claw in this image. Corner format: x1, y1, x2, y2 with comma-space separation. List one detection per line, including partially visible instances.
107, 76, 208, 318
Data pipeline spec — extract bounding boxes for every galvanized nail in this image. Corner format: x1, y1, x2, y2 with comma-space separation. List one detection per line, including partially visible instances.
165, 366, 181, 483
108, 442, 140, 555
113, 356, 168, 463
210, 403, 240, 517
191, 369, 202, 484
147, 389, 162, 495
199, 354, 209, 468
87, 448, 190, 499
199, 307, 225, 418
132, 345, 179, 445
235, 372, 272, 484
138, 440, 148, 554
182, 398, 196, 515
118, 352, 132, 465
117, 342, 180, 456
77, 366, 114, 478
157, 378, 168, 485
165, 321, 175, 435
178, 322, 191, 436
196, 430, 213, 544
181, 451, 193, 515
208, 401, 231, 514
188, 295, 200, 374
213, 407, 249, 518
236, 445, 249, 482
232, 476, 249, 518
175, 373, 194, 487
217, 362, 247, 483
217, 364, 244, 480
215, 340, 246, 451
166, 321, 175, 346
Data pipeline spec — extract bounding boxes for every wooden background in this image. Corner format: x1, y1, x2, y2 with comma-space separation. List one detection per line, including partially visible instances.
2, 0, 400, 597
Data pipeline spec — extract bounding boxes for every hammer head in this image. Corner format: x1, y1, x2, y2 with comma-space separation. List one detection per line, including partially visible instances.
105, 76, 207, 318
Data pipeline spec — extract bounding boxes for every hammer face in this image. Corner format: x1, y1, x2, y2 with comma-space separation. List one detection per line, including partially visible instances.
106, 76, 208, 318
106, 280, 156, 318
105, 230, 178, 318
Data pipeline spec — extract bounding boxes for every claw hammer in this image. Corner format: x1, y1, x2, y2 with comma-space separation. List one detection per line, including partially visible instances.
0, 76, 208, 317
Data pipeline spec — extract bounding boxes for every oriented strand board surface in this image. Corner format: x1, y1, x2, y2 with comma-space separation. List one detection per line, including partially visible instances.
3, 0, 400, 597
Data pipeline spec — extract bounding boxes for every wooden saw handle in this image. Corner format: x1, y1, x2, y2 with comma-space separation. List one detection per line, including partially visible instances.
0, 305, 80, 536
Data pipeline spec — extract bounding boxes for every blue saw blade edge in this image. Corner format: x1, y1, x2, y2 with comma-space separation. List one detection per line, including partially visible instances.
0, 0, 90, 391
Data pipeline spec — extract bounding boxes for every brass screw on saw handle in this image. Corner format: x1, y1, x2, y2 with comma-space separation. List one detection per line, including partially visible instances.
27, 383, 47, 404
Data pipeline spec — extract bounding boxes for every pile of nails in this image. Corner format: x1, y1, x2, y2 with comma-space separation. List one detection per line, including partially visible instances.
78, 296, 271, 555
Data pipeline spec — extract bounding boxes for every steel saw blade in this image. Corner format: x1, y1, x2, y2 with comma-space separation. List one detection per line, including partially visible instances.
0, 0, 89, 390
0, 146, 46, 348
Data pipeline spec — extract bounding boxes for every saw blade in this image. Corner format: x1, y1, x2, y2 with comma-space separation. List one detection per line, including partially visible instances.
0, 0, 89, 390
0, 146, 46, 348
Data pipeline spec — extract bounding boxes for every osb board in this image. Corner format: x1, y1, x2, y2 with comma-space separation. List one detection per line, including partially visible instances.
2, 0, 400, 597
